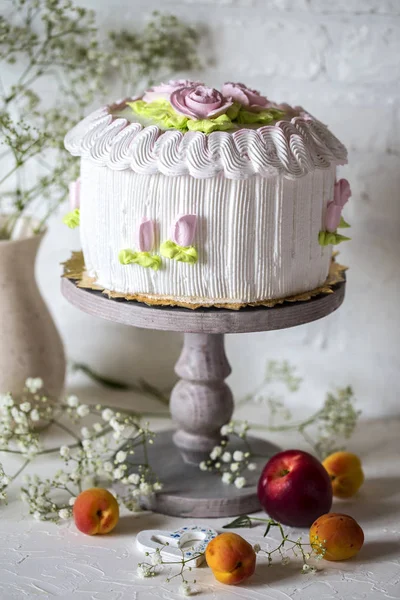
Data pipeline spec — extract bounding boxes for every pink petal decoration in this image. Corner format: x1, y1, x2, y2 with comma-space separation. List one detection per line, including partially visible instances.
172, 214, 197, 247
325, 202, 343, 233
138, 218, 155, 252
69, 178, 80, 210
334, 178, 352, 207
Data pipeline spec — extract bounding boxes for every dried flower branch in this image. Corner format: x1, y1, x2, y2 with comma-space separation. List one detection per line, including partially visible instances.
0, 378, 161, 519
200, 361, 359, 485
0, 1, 202, 239
223, 515, 326, 572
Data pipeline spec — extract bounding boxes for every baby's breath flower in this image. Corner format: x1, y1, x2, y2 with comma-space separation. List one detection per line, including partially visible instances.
199, 461, 208, 471
113, 467, 125, 480
302, 563, 311, 573
180, 582, 193, 596
220, 424, 230, 436
93, 422, 103, 433
247, 463, 257, 471
233, 450, 244, 462
77, 405, 90, 418
151, 550, 163, 565
234, 476, 246, 489
222, 451, 231, 463
26, 378, 43, 394
67, 395, 79, 408
0, 394, 11, 408
128, 473, 140, 485
101, 408, 114, 422
253, 543, 261, 553
137, 564, 152, 578
210, 446, 222, 460
230, 462, 239, 472
81, 427, 91, 439
115, 450, 127, 463
59, 508, 70, 520
30, 409, 40, 422
20, 402, 31, 412
153, 482, 163, 491
222, 472, 233, 485
59, 446, 70, 459
69, 497, 76, 506
139, 482, 153, 495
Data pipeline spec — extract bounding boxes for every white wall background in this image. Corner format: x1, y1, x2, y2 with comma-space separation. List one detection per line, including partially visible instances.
35, 0, 400, 418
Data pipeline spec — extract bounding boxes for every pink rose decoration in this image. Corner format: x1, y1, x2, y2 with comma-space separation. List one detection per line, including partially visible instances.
170, 85, 233, 120
221, 82, 269, 112
325, 178, 352, 232
69, 178, 80, 210
172, 215, 197, 247
138, 218, 156, 252
142, 80, 204, 103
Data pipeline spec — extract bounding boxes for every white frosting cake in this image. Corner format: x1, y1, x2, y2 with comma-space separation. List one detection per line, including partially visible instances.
64, 81, 350, 307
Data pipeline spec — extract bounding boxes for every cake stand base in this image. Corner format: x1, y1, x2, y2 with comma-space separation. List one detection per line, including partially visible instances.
123, 430, 279, 518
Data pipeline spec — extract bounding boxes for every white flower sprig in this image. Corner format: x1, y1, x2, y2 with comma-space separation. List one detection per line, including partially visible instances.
199, 421, 256, 488
137, 543, 200, 597
0, 378, 161, 520
223, 515, 326, 573
21, 404, 161, 521
0, 463, 10, 503
0, 378, 51, 459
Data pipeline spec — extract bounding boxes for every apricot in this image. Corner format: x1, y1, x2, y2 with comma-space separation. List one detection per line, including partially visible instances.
310, 513, 364, 561
205, 532, 256, 585
323, 451, 364, 498
73, 488, 119, 535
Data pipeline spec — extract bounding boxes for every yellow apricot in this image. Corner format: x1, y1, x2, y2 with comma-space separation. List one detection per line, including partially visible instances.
310, 513, 364, 561
205, 532, 256, 585
323, 451, 364, 498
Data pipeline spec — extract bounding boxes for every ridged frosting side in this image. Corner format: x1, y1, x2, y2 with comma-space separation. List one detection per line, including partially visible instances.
64, 100, 347, 179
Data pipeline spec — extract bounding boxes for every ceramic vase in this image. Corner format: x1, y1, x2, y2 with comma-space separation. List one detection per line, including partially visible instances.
0, 217, 66, 401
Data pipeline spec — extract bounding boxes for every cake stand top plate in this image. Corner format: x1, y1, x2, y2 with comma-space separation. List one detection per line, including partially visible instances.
61, 277, 345, 335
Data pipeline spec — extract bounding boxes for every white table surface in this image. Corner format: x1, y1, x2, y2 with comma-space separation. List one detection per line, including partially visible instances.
0, 380, 399, 600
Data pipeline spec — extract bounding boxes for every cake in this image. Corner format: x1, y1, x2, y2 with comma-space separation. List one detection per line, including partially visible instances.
64, 80, 351, 307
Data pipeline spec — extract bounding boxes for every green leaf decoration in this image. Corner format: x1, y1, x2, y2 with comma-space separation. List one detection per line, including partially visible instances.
118, 249, 161, 271
222, 515, 252, 529
186, 114, 236, 134
339, 216, 351, 229
318, 231, 351, 246
129, 99, 235, 134
160, 240, 198, 264
236, 107, 286, 125
226, 101, 241, 120
63, 209, 80, 229
128, 99, 285, 133
128, 99, 189, 131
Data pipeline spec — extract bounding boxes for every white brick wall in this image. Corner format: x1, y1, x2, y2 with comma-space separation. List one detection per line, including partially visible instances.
35, 0, 400, 417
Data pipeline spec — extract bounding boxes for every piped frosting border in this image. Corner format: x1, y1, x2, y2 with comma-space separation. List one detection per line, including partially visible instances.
64, 98, 348, 180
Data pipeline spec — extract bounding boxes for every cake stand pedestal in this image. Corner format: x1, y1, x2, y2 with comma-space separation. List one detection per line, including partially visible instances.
61, 277, 345, 518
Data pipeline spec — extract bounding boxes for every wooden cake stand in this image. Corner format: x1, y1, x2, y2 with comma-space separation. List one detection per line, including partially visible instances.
61, 276, 345, 518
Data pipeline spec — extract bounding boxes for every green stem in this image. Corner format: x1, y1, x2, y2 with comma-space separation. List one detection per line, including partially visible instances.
52, 421, 82, 444
0, 162, 22, 187
10, 459, 31, 482
247, 410, 322, 433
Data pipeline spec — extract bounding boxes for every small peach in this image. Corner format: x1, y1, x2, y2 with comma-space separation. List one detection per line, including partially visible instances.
205, 532, 256, 585
310, 513, 364, 561
73, 488, 119, 535
323, 451, 364, 498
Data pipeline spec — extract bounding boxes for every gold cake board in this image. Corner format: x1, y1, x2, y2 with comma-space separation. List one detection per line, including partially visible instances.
62, 250, 347, 311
